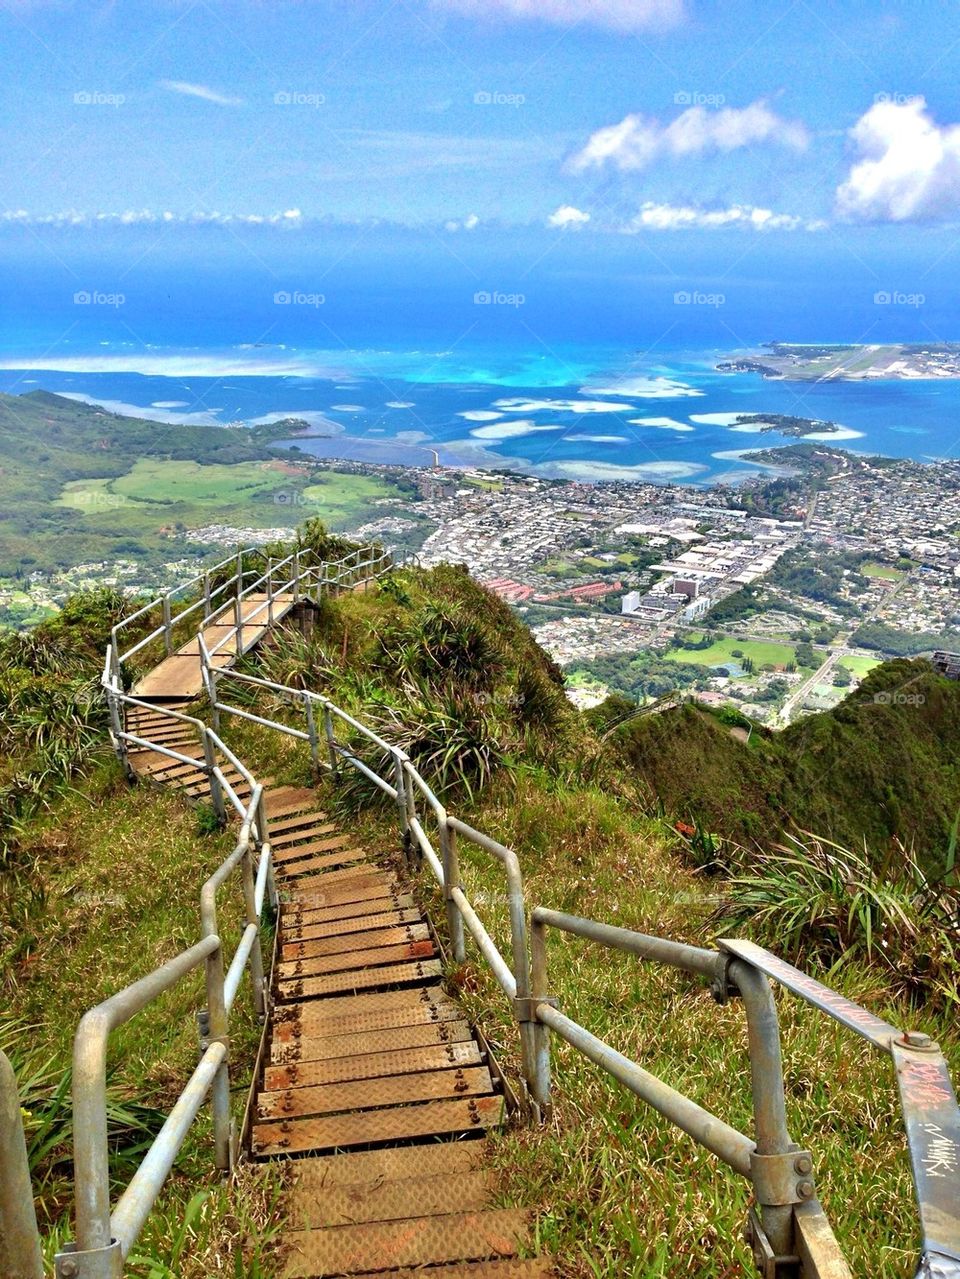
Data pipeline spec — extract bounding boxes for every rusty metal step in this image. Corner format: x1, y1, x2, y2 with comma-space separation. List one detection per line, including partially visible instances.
276, 958, 443, 1002
269, 1018, 473, 1068
264, 787, 318, 814
257, 1064, 494, 1122
290, 1141, 488, 1190
278, 908, 421, 943
269, 810, 330, 836
274, 834, 354, 863
280, 1206, 526, 1276
281, 922, 430, 962
283, 872, 397, 906
277, 848, 369, 878
282, 894, 416, 931
338, 1262, 553, 1279
254, 1094, 505, 1157
271, 822, 339, 849
281, 885, 403, 928
277, 937, 436, 981
270, 990, 463, 1045
285, 1168, 493, 1229
265, 1039, 482, 1091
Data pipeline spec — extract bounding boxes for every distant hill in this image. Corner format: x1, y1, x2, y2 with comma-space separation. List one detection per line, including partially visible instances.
610, 659, 960, 869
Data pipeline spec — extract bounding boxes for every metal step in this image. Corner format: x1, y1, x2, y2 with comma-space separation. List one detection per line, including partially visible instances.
271, 822, 339, 849
269, 991, 463, 1045
273, 833, 353, 862
276, 908, 421, 944
280, 1207, 527, 1276
282, 894, 416, 931
290, 1141, 488, 1189
257, 1064, 495, 1122
277, 937, 436, 981
284, 1168, 493, 1229
276, 958, 443, 1003
281, 922, 431, 962
268, 1019, 474, 1069
265, 1039, 481, 1090
253, 1094, 505, 1157
277, 848, 370, 878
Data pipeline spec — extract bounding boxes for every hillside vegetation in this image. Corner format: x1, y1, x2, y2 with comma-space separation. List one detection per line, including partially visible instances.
2, 535, 958, 1277
610, 659, 960, 871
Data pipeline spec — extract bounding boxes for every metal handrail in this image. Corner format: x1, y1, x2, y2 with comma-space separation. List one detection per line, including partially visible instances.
0, 1049, 43, 1279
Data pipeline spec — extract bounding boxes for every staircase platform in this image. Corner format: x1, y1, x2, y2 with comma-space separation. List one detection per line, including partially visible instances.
130, 592, 296, 702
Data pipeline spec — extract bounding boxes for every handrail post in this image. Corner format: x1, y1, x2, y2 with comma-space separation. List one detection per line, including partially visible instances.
729, 958, 798, 1265
234, 591, 244, 656
529, 912, 553, 1117
323, 704, 339, 777
106, 683, 133, 781
203, 941, 232, 1171
304, 694, 320, 771
202, 732, 226, 826
0, 1050, 43, 1279
293, 549, 301, 603
203, 571, 212, 620
440, 817, 466, 963
266, 557, 274, 625
162, 593, 172, 655
241, 842, 266, 1021
504, 852, 537, 1113
255, 788, 278, 912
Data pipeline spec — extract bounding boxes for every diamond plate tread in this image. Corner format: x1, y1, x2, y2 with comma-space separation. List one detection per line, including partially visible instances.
257, 1064, 494, 1121
291, 1141, 488, 1191
282, 894, 416, 931
270, 986, 458, 1038
282, 923, 430, 962
277, 938, 437, 980
269, 810, 330, 835
278, 848, 369, 878
339, 1262, 553, 1279
266, 1039, 481, 1091
274, 834, 355, 863
254, 1094, 505, 1156
283, 873, 398, 906
280, 1207, 526, 1276
282, 908, 421, 943
265, 791, 320, 818
291, 1141, 487, 1190
272, 822, 339, 849
285, 1168, 493, 1229
276, 958, 443, 1002
269, 1018, 473, 1067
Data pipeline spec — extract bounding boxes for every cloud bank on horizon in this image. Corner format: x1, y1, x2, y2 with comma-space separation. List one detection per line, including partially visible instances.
427, 0, 685, 32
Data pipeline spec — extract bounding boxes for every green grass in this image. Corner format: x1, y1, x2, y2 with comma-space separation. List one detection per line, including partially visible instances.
862, 561, 905, 581
3, 767, 283, 1277
839, 653, 882, 677
665, 634, 797, 673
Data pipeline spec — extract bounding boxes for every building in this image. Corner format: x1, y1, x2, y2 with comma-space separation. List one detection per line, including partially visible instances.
932, 650, 960, 679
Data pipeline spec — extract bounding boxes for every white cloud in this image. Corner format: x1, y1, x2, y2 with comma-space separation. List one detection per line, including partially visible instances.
0, 208, 302, 227
569, 100, 808, 173
444, 212, 480, 231
628, 202, 822, 231
836, 97, 960, 222
159, 79, 244, 107
547, 204, 591, 228
428, 0, 684, 32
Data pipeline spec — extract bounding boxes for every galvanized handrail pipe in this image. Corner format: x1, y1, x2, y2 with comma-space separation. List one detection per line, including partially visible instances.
531, 907, 723, 981
108, 1041, 227, 1259
69, 935, 221, 1262
0, 1049, 43, 1279
536, 1002, 756, 1178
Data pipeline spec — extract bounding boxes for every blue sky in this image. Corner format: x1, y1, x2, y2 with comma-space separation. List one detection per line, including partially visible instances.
3, 0, 960, 355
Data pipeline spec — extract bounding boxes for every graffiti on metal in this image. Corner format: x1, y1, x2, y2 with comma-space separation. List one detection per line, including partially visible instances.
894, 1040, 960, 1268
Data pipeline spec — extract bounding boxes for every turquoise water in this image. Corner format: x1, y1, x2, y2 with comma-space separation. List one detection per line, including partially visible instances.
3, 342, 960, 485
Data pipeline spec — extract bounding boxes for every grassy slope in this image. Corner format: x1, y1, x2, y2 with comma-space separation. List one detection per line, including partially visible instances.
2, 764, 284, 1276
614, 659, 960, 863
219, 571, 956, 1279
0, 391, 410, 578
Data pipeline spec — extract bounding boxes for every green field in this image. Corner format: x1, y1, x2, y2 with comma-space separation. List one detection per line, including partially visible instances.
861, 561, 905, 581
665, 634, 797, 674
839, 653, 882, 677
58, 459, 399, 535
